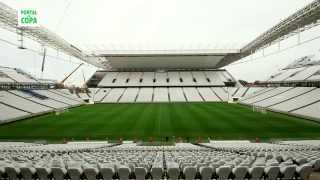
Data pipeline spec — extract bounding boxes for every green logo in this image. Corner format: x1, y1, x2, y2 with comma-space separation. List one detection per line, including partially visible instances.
18, 9, 39, 27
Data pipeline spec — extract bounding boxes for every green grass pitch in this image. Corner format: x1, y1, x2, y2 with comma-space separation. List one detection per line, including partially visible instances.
0, 102, 319, 141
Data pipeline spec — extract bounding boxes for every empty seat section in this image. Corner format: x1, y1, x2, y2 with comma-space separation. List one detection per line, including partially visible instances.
113, 72, 130, 86
183, 87, 202, 102
179, 72, 195, 86
169, 88, 186, 102
10, 90, 68, 109
0, 70, 15, 83
286, 65, 320, 81
167, 72, 181, 86
243, 87, 265, 98
2, 69, 37, 83
253, 87, 315, 108
292, 101, 320, 120
141, 72, 155, 86
102, 88, 125, 103
0, 142, 319, 180
307, 69, 320, 80
119, 88, 139, 103
154, 72, 168, 86
127, 72, 143, 86
282, 68, 309, 81
97, 72, 119, 86
241, 88, 275, 102
52, 89, 84, 102
0, 103, 29, 122
0, 76, 14, 83
211, 88, 229, 101
153, 88, 169, 102
33, 90, 80, 106
0, 91, 51, 114
136, 88, 153, 102
96, 70, 235, 87
233, 88, 248, 97
55, 89, 82, 101
268, 68, 305, 82
191, 71, 210, 86
197, 87, 220, 102
270, 88, 320, 112
204, 71, 225, 86
245, 87, 293, 105
93, 88, 111, 102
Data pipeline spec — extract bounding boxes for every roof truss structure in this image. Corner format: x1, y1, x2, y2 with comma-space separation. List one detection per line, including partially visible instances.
217, 0, 320, 68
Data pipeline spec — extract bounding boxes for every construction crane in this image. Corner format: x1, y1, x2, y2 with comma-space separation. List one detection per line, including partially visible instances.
59, 63, 84, 85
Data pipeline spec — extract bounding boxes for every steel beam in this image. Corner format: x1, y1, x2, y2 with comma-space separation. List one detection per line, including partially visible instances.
217, 0, 320, 68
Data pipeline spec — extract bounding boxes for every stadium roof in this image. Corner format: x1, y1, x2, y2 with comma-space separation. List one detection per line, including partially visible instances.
94, 49, 239, 70
97, 0, 320, 70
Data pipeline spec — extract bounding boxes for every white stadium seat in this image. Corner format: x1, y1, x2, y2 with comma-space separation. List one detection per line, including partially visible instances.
0, 103, 29, 123
169, 87, 186, 102
98, 163, 115, 180
153, 88, 169, 102
0, 141, 318, 180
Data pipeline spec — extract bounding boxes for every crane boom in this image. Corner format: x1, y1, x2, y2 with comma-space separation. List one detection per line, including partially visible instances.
60, 63, 84, 84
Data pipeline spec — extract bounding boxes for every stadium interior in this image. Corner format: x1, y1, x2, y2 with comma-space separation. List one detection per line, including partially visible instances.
0, 0, 320, 180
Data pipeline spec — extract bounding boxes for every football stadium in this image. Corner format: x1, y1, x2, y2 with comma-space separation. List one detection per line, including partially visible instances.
0, 0, 320, 179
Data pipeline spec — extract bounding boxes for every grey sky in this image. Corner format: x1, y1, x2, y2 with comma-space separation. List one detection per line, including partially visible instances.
0, 0, 319, 84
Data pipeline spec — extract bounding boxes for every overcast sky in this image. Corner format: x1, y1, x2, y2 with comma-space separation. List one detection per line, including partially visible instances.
0, 0, 319, 84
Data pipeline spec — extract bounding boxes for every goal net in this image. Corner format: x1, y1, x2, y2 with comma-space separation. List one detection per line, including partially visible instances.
252, 105, 267, 114
55, 108, 69, 115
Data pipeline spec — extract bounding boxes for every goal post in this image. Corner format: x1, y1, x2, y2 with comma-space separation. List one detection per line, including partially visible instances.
55, 108, 69, 115
252, 105, 267, 114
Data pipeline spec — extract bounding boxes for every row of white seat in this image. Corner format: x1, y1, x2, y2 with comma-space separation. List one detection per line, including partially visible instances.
98, 71, 233, 87
279, 140, 320, 147
201, 141, 320, 154
0, 67, 37, 83
0, 142, 319, 180
267, 65, 320, 82
0, 155, 315, 180
165, 151, 317, 180
0, 89, 83, 123
91, 87, 231, 103
2, 144, 113, 154
239, 87, 320, 120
